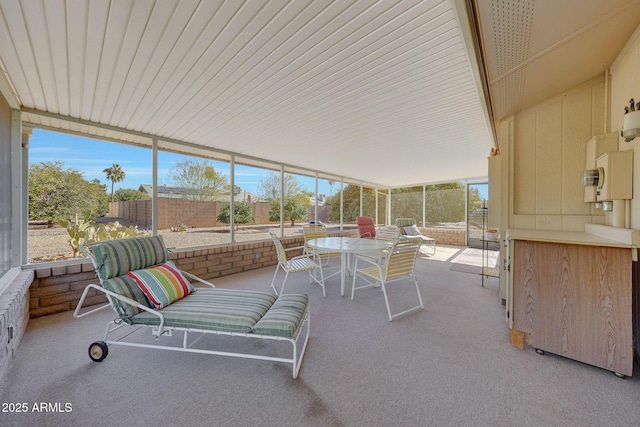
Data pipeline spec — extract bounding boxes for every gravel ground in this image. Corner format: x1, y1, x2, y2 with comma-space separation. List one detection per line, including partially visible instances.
27, 222, 323, 263
27, 218, 466, 263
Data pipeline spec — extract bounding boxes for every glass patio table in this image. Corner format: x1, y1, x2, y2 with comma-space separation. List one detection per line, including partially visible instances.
307, 237, 388, 296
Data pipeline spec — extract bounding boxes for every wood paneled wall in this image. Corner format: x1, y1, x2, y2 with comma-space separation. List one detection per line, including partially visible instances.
510, 77, 607, 231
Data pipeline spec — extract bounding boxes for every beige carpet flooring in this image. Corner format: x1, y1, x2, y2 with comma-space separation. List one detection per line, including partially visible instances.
1, 245, 638, 427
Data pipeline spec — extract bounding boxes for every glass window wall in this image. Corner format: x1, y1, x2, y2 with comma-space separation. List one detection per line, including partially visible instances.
25, 128, 475, 266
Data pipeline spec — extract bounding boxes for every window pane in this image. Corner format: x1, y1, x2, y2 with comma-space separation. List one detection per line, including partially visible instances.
361, 185, 376, 222
157, 151, 231, 248
425, 183, 466, 229
391, 186, 423, 225
236, 162, 293, 239
283, 168, 314, 229
321, 178, 342, 226
28, 130, 151, 263
341, 183, 361, 224
378, 189, 388, 225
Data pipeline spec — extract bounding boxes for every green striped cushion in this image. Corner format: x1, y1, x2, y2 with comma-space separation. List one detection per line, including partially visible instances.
102, 275, 152, 320
127, 261, 195, 309
395, 218, 415, 235
251, 294, 308, 338
130, 288, 278, 333
92, 236, 169, 281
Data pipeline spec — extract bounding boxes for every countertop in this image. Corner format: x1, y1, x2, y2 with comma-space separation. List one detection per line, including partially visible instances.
505, 224, 640, 248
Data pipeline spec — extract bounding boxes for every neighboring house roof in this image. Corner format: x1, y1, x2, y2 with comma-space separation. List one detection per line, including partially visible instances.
311, 194, 327, 206
138, 185, 191, 199
138, 185, 259, 202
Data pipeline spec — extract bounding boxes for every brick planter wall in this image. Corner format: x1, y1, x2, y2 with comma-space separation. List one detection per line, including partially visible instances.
26, 227, 464, 319
422, 227, 465, 246
30, 261, 102, 318
27, 229, 359, 318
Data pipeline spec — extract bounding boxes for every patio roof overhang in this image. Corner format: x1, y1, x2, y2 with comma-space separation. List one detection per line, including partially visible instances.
1, 0, 640, 189
0, 0, 495, 189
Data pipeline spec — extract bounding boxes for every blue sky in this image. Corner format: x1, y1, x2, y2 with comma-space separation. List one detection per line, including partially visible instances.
28, 128, 335, 197
29, 128, 487, 200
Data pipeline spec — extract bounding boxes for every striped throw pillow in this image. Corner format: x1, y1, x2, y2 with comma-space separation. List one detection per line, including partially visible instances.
126, 261, 195, 309
93, 236, 169, 281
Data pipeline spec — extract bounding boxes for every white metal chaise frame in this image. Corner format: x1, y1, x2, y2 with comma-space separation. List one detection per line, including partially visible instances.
73, 236, 310, 378
395, 218, 436, 256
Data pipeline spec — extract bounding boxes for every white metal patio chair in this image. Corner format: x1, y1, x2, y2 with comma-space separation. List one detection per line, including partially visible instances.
302, 224, 341, 281
358, 225, 400, 263
375, 225, 401, 246
269, 231, 326, 297
351, 238, 424, 321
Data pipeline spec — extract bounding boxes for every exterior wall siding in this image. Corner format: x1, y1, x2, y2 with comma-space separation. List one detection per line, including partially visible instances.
0, 270, 33, 382
505, 76, 608, 232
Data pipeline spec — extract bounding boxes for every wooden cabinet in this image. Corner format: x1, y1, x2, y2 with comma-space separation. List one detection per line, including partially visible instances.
508, 236, 634, 377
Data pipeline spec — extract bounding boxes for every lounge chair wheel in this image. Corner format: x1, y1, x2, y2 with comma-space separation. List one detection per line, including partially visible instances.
88, 341, 108, 362
613, 372, 627, 379
535, 348, 545, 355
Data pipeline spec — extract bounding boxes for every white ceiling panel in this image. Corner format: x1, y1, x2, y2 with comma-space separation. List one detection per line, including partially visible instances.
0, 0, 495, 188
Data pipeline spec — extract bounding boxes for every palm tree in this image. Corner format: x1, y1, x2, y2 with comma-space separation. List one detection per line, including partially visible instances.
103, 164, 126, 202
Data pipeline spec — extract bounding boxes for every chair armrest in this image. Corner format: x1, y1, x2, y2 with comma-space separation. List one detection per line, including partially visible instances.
353, 253, 381, 267
291, 253, 317, 262
73, 283, 167, 338
182, 271, 216, 288
400, 235, 423, 241
359, 232, 373, 239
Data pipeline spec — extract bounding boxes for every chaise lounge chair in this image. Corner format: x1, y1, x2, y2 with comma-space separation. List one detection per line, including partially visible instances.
73, 235, 310, 378
395, 218, 436, 256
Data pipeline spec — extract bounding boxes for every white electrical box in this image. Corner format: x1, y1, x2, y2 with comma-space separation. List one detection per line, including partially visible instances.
595, 150, 633, 201
584, 133, 618, 202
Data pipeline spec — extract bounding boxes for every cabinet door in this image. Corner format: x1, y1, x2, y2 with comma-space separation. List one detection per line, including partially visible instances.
512, 240, 633, 376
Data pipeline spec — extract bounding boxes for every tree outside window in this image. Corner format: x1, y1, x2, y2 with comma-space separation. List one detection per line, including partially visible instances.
257, 172, 311, 226
168, 159, 229, 201
29, 161, 108, 227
